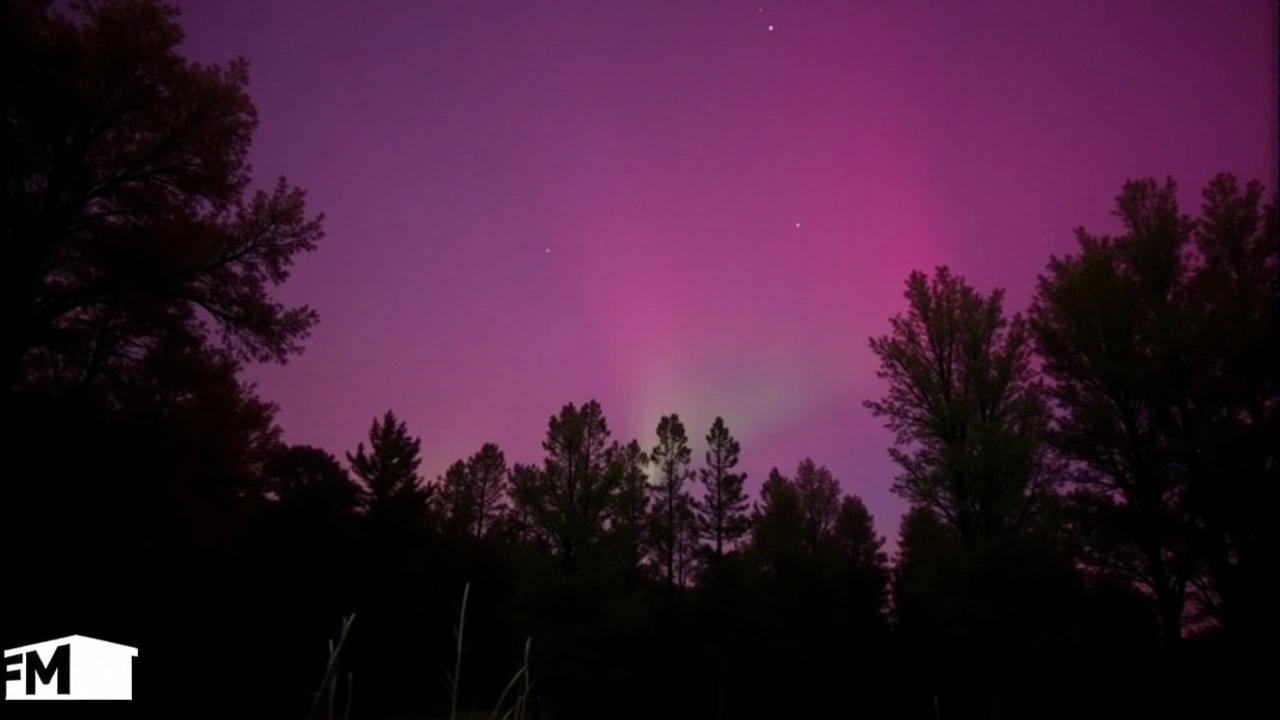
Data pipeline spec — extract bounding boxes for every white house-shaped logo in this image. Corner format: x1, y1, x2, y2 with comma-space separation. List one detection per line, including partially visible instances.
4, 635, 138, 701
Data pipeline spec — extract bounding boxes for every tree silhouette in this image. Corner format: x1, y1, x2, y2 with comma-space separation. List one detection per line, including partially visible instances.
437, 459, 475, 538
511, 400, 617, 576
689, 417, 749, 720
5, 0, 324, 394
693, 417, 751, 561
892, 506, 969, 709
866, 267, 1057, 550
263, 444, 362, 517
833, 495, 891, 627
648, 414, 695, 595
605, 439, 651, 581
505, 462, 541, 544
792, 458, 842, 556
748, 468, 801, 572
347, 410, 430, 530
1185, 175, 1277, 644
1031, 174, 1278, 652
674, 498, 700, 587
437, 443, 509, 540
468, 442, 509, 539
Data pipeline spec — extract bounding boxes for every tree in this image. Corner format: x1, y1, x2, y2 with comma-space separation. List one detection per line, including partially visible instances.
748, 468, 803, 575
467, 442, 508, 539
689, 418, 749, 720
504, 462, 541, 544
605, 439, 651, 579
792, 458, 842, 556
436, 459, 474, 538
1180, 175, 1277, 642
865, 267, 1057, 550
647, 414, 694, 594
510, 401, 617, 575
5, 0, 324, 394
674, 499, 700, 587
693, 417, 751, 560
263, 444, 361, 517
347, 410, 430, 530
833, 495, 891, 626
1030, 174, 1278, 649
892, 507, 969, 705
437, 443, 508, 540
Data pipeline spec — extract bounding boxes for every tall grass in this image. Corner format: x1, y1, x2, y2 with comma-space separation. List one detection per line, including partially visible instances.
308, 584, 534, 720
309, 613, 356, 720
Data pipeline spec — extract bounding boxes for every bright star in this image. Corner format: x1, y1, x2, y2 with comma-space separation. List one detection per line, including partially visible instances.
768, 24, 774, 32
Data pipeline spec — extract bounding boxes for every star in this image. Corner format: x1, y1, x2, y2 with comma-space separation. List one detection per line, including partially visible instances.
795, 222, 801, 228
767, 24, 775, 32
544, 247, 551, 254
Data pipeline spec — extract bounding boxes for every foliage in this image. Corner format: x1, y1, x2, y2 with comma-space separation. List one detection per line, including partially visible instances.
5, 0, 324, 395
693, 417, 751, 560
1030, 174, 1278, 649
866, 266, 1058, 548
648, 413, 695, 591
347, 410, 431, 530
510, 401, 618, 576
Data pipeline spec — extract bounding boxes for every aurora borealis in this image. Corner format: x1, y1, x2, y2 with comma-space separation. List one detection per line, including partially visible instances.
170, 0, 1276, 540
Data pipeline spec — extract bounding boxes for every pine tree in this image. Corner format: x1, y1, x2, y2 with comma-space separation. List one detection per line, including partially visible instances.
793, 458, 842, 557
436, 459, 474, 537
693, 417, 751, 560
346, 410, 429, 530
509, 401, 617, 574
647, 414, 694, 593
749, 468, 804, 576
606, 439, 651, 579
833, 495, 890, 627
467, 442, 508, 539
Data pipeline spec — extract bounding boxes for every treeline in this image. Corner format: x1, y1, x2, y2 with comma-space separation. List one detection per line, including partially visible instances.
4, 2, 1276, 719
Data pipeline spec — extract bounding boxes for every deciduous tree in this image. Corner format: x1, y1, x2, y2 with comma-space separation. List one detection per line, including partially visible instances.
6, 0, 324, 394
1030, 174, 1278, 647
264, 444, 361, 518
866, 267, 1057, 549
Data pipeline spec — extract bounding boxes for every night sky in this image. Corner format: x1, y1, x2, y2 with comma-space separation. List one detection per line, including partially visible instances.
172, 0, 1276, 543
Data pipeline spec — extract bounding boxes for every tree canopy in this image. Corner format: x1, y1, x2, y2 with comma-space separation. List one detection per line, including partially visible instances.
6, 0, 324, 396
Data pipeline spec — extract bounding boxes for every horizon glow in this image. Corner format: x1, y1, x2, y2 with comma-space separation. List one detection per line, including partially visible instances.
168, 0, 1276, 548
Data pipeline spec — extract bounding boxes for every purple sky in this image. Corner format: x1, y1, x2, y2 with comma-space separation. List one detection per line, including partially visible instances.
172, 0, 1276, 546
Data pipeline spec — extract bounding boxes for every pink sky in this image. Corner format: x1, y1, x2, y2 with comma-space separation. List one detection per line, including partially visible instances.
172, 0, 1276, 546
